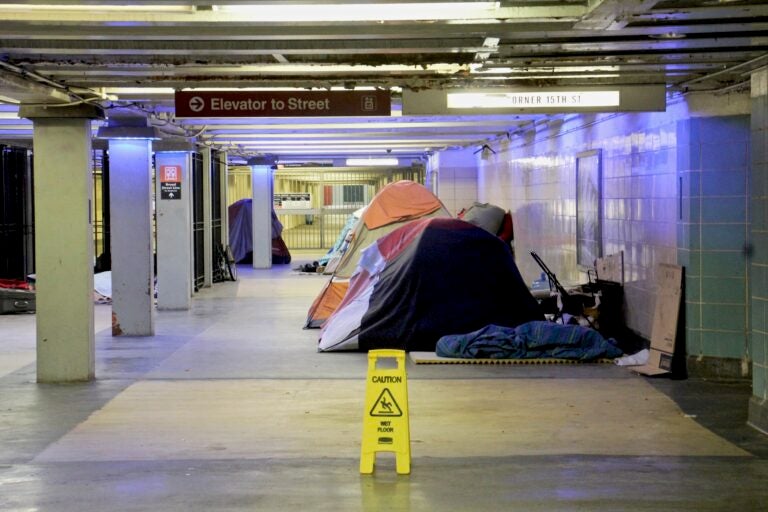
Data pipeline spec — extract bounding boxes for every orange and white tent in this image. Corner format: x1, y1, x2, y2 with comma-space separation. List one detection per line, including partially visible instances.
305, 180, 449, 328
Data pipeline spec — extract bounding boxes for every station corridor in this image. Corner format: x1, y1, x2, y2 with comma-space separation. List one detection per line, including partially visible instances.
1, 255, 767, 511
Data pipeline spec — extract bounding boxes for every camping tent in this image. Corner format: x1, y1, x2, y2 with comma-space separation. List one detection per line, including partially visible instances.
458, 201, 514, 244
228, 198, 291, 264
317, 207, 364, 269
318, 217, 543, 352
305, 180, 450, 328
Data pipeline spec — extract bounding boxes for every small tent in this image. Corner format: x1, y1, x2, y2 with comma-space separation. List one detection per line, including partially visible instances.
305, 180, 450, 328
228, 198, 291, 265
458, 201, 514, 244
317, 207, 364, 269
318, 217, 543, 352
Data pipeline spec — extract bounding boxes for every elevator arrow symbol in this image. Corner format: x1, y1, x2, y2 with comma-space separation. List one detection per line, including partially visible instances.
189, 96, 205, 112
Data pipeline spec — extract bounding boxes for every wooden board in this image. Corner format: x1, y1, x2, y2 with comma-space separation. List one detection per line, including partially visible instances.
409, 352, 613, 365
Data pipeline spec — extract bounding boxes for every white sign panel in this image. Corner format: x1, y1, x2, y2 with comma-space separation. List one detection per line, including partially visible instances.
447, 91, 620, 109
274, 193, 312, 209
403, 85, 665, 114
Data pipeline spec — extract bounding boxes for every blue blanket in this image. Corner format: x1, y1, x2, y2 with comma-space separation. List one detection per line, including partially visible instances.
435, 321, 623, 360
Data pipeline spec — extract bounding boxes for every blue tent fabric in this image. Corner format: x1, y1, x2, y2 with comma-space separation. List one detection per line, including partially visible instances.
227, 198, 291, 264
435, 321, 623, 360
318, 213, 358, 266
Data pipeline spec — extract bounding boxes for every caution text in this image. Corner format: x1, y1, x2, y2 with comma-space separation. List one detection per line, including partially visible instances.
372, 375, 402, 384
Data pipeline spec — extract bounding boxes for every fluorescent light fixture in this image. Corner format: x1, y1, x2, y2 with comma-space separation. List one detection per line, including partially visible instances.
0, 2, 537, 24
649, 32, 686, 40
200, 64, 464, 75
216, 3, 501, 22
106, 86, 392, 96
105, 87, 176, 96
257, 148, 416, 154
345, 158, 400, 166
0, 4, 190, 12
447, 91, 621, 109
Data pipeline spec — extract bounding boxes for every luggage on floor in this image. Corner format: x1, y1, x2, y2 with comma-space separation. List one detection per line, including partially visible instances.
0, 287, 35, 314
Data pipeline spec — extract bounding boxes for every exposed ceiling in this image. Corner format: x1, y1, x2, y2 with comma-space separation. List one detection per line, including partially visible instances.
1, 0, 767, 162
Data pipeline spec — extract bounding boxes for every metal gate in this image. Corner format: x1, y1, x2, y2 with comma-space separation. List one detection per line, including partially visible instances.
191, 152, 205, 291
210, 150, 226, 281
93, 149, 111, 271
0, 145, 34, 279
272, 165, 425, 250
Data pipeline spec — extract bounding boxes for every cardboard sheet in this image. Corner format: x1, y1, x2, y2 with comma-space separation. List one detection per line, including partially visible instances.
632, 263, 683, 376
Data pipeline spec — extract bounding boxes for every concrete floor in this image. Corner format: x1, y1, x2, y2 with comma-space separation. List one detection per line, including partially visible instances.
1, 255, 768, 511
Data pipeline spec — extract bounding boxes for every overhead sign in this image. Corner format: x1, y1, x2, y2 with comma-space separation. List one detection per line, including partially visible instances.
402, 85, 666, 114
159, 165, 181, 200
448, 91, 620, 109
175, 90, 391, 117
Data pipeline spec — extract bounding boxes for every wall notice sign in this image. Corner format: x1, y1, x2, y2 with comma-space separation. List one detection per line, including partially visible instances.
274, 193, 312, 209
174, 90, 391, 118
159, 165, 182, 200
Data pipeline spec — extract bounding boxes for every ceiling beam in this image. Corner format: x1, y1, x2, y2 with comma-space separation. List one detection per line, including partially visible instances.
574, 0, 663, 30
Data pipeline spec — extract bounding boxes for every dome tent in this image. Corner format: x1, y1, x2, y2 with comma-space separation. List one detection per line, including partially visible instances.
318, 217, 543, 352
305, 180, 449, 328
228, 198, 291, 265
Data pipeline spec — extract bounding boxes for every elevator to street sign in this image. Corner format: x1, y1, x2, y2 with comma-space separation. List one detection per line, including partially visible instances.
174, 90, 391, 117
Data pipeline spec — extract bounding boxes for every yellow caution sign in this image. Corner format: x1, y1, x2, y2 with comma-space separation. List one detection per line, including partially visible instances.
360, 349, 410, 475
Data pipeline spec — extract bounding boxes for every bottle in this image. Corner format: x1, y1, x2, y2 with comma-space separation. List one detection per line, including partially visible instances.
531, 272, 548, 291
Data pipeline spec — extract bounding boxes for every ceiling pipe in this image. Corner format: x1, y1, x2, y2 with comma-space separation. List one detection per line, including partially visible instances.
675, 53, 768, 89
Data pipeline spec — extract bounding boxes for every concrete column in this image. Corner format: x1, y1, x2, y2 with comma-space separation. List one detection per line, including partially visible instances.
20, 103, 103, 382
108, 137, 155, 336
202, 147, 213, 287
155, 149, 193, 310
248, 155, 275, 269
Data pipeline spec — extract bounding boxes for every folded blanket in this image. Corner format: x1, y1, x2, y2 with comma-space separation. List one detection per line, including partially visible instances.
0, 278, 32, 291
436, 321, 623, 361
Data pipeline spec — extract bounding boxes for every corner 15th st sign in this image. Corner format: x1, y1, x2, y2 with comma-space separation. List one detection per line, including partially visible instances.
174, 90, 391, 117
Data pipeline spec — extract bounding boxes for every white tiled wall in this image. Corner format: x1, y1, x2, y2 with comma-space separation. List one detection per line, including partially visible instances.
429, 149, 479, 216
425, 93, 752, 342
474, 97, 749, 340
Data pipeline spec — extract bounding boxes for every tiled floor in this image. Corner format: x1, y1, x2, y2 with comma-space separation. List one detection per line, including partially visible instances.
1, 257, 767, 511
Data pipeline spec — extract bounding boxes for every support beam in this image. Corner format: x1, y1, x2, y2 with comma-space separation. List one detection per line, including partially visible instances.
23, 105, 103, 382
155, 149, 193, 310
248, 155, 275, 269
106, 131, 155, 336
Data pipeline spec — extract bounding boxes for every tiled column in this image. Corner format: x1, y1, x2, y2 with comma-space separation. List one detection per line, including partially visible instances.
20, 104, 103, 382
155, 147, 194, 310
249, 155, 275, 269
104, 119, 156, 336
749, 68, 768, 433
677, 115, 750, 377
